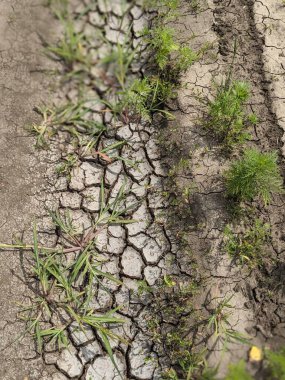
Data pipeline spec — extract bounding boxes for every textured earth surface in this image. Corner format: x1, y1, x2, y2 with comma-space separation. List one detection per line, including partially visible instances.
164, 0, 285, 376
1, 0, 285, 379
0, 0, 59, 379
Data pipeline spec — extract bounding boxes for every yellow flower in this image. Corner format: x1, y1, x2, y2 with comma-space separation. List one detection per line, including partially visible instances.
249, 346, 263, 362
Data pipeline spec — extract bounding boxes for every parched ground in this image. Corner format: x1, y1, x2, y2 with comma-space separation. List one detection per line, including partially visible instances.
165, 0, 285, 375
0, 0, 60, 379
164, 0, 285, 374
1, 0, 285, 379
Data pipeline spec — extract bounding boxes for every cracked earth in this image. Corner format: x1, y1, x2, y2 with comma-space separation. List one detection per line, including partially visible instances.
1, 0, 285, 379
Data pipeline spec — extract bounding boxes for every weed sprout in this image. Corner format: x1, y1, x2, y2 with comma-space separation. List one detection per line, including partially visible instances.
206, 80, 254, 150
225, 149, 284, 205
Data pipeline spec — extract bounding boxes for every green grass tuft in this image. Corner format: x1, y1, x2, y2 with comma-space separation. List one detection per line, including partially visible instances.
207, 296, 250, 348
143, 0, 180, 11
224, 219, 270, 266
266, 347, 285, 380
119, 76, 176, 121
46, 16, 90, 70
225, 148, 284, 205
101, 41, 137, 89
30, 101, 105, 148
224, 360, 253, 380
148, 26, 179, 70
206, 80, 255, 150
0, 182, 137, 377
147, 26, 198, 73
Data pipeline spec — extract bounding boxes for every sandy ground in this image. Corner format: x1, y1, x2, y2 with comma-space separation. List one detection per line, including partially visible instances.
0, 1, 58, 379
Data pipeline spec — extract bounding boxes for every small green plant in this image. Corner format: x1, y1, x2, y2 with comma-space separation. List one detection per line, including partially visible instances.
206, 80, 255, 150
147, 26, 179, 70
0, 182, 136, 376
147, 26, 197, 72
161, 368, 179, 380
266, 347, 285, 380
46, 0, 68, 18
119, 76, 175, 121
18, 224, 125, 350
101, 40, 136, 89
208, 296, 249, 347
46, 16, 90, 70
224, 360, 253, 380
200, 368, 218, 380
224, 219, 270, 266
56, 154, 78, 176
137, 280, 152, 296
163, 333, 205, 380
178, 45, 198, 71
149, 0, 180, 22
190, 0, 201, 12
137, 275, 200, 379
225, 149, 284, 205
143, 0, 180, 12
30, 101, 105, 148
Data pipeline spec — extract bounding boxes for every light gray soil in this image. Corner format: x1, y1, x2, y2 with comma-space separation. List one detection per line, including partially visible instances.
0, 1, 59, 379
1, 0, 285, 379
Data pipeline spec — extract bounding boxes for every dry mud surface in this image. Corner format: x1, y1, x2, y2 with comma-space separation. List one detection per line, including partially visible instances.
1, 0, 285, 379
165, 0, 285, 375
0, 0, 60, 379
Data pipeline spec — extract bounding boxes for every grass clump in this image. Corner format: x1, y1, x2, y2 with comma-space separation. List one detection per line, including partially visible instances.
224, 219, 270, 266
56, 154, 78, 177
266, 347, 285, 380
1, 182, 135, 376
207, 296, 249, 348
30, 101, 105, 148
143, 0, 180, 12
119, 76, 176, 121
206, 80, 256, 150
101, 41, 136, 90
224, 360, 253, 380
165, 333, 199, 376
19, 224, 125, 353
225, 148, 284, 205
46, 0, 68, 18
190, 0, 201, 12
147, 26, 198, 73
46, 16, 90, 70
149, 26, 179, 70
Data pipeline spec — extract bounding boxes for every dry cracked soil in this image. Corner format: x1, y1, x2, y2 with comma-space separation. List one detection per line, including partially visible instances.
0, 0, 285, 379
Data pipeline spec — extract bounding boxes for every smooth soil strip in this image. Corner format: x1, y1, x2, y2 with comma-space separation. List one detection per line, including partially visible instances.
0, 1, 58, 379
